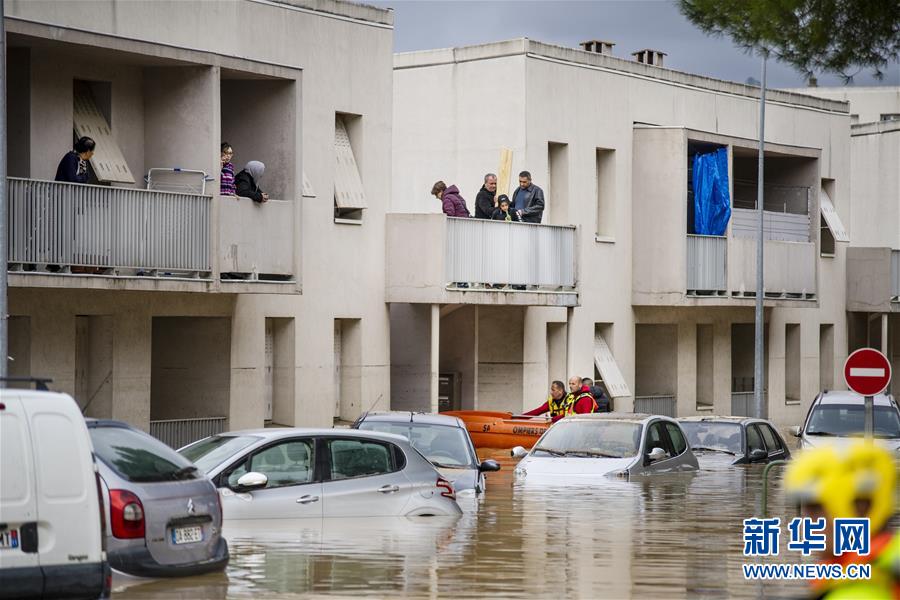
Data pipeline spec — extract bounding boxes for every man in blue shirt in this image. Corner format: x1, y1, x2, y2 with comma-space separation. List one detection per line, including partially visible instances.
511, 171, 545, 223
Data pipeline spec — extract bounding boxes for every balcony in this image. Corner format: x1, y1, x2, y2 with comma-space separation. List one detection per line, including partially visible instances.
387, 214, 577, 306
6, 178, 296, 292
846, 247, 900, 312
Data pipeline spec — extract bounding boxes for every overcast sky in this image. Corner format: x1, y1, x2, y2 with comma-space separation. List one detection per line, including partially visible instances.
368, 0, 900, 88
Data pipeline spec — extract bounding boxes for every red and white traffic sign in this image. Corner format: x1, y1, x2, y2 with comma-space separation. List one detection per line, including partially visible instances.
844, 348, 891, 396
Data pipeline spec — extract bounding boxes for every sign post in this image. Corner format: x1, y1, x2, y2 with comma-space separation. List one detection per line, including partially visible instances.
843, 348, 892, 439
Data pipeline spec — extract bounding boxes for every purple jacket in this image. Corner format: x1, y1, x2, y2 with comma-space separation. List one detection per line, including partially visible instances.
441, 185, 471, 217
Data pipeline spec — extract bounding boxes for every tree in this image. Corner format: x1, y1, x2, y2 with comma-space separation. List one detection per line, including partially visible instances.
679, 0, 900, 80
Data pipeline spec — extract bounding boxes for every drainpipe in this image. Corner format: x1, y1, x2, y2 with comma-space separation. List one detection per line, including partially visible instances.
753, 50, 768, 419
0, 0, 8, 383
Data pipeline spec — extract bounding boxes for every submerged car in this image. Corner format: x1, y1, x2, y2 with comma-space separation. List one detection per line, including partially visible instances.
87, 419, 228, 577
512, 413, 699, 480
178, 428, 462, 519
792, 391, 900, 452
352, 411, 500, 494
678, 416, 791, 464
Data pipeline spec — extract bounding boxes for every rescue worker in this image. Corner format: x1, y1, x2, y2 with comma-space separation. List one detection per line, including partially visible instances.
523, 380, 570, 421
566, 375, 599, 416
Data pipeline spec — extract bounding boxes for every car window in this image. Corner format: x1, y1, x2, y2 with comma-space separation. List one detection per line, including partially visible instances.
329, 438, 396, 480
680, 422, 743, 454
807, 404, 900, 438
644, 422, 669, 456
228, 439, 314, 489
179, 435, 261, 475
357, 421, 474, 467
664, 423, 687, 455
746, 425, 765, 454
90, 425, 198, 483
758, 424, 782, 454
531, 420, 641, 458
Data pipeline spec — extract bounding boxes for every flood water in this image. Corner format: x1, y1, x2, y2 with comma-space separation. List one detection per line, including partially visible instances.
113, 450, 809, 599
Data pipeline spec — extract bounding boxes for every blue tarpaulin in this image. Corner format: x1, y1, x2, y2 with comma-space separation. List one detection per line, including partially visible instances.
692, 148, 731, 235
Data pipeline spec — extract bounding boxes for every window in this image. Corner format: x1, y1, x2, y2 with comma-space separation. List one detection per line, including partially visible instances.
819, 324, 834, 391
73, 81, 134, 184
785, 324, 801, 402
547, 142, 569, 225
644, 422, 668, 455
746, 425, 765, 454
696, 324, 714, 409
334, 114, 366, 223
881, 113, 900, 122
594, 326, 630, 399
329, 439, 395, 480
227, 439, 314, 489
595, 148, 615, 239
357, 422, 475, 468
819, 183, 847, 257
758, 424, 782, 454
179, 435, 261, 475
90, 425, 197, 483
664, 423, 687, 455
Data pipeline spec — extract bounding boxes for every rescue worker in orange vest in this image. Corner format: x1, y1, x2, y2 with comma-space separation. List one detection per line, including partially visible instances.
565, 375, 599, 416
523, 380, 569, 422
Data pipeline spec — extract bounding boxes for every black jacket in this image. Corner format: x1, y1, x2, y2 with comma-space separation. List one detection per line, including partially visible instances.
511, 184, 545, 223
235, 169, 264, 202
474, 185, 495, 219
490, 207, 521, 222
588, 385, 612, 412
55, 151, 90, 184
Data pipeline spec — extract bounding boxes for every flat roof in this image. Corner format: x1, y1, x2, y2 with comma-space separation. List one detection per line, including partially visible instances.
395, 38, 848, 114
270, 0, 393, 26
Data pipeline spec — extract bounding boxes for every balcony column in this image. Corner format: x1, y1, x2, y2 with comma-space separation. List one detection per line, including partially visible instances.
111, 309, 151, 430
228, 296, 265, 430
429, 304, 440, 413
881, 313, 889, 355
565, 307, 575, 377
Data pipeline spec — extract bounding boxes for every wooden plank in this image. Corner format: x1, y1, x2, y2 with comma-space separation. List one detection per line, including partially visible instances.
497, 147, 513, 199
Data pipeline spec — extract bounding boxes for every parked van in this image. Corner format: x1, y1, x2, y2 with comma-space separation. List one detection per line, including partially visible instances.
0, 386, 111, 599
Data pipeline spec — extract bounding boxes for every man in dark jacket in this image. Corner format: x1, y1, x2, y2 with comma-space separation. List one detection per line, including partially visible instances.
582, 378, 612, 412
55, 136, 95, 184
511, 171, 545, 223
474, 173, 497, 219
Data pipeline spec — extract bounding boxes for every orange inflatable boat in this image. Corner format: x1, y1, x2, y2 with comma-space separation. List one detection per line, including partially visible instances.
441, 410, 551, 449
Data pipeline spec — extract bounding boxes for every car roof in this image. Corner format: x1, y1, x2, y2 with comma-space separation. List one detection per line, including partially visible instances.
215, 427, 410, 444
84, 418, 133, 429
359, 411, 465, 427
678, 416, 761, 425
816, 391, 895, 406
565, 412, 660, 424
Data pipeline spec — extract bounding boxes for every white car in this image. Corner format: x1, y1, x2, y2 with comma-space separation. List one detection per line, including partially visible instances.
0, 385, 111, 600
179, 428, 462, 519
791, 390, 900, 452
513, 413, 699, 481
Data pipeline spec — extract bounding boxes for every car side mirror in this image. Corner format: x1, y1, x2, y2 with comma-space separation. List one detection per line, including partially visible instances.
479, 459, 501, 472
647, 447, 668, 462
511, 446, 528, 458
749, 448, 768, 462
235, 471, 268, 491
789, 426, 802, 438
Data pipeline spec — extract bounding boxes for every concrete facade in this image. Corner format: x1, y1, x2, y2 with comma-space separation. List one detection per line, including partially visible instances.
391, 39, 854, 425
3, 0, 394, 431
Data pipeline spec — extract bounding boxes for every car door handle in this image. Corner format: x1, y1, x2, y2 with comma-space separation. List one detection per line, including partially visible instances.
296, 495, 320, 504
378, 485, 400, 494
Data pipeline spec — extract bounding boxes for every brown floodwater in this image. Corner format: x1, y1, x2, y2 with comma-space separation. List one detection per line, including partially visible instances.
112, 449, 811, 599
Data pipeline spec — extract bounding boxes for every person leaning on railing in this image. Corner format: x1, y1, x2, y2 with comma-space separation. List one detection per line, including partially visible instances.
235, 160, 269, 203
55, 136, 95, 184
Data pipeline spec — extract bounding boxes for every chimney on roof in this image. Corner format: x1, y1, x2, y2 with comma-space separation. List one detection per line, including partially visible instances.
579, 40, 615, 55
632, 49, 666, 67
807, 75, 818, 87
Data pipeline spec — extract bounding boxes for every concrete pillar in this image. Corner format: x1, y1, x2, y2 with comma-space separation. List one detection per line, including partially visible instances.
676, 321, 697, 416
522, 307, 550, 413
429, 304, 440, 413
389, 304, 435, 413
881, 313, 888, 355
228, 297, 264, 431
565, 306, 576, 377
112, 310, 151, 430
712, 320, 732, 415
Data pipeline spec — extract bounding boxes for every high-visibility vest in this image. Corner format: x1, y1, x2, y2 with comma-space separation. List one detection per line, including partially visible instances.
547, 394, 571, 417
564, 391, 598, 416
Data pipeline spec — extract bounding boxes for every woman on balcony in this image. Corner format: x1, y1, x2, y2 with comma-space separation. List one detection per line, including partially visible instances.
220, 142, 236, 196
54, 136, 95, 184
235, 160, 269, 203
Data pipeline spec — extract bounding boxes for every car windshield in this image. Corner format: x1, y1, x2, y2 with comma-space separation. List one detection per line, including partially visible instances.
90, 426, 199, 483
806, 404, 900, 438
680, 422, 743, 454
178, 435, 261, 474
357, 421, 474, 467
532, 420, 641, 458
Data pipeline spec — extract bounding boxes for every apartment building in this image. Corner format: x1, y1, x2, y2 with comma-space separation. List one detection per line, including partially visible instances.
3, 0, 393, 442
390, 39, 853, 425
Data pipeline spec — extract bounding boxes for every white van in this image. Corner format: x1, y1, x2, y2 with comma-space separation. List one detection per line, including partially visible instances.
0, 387, 111, 599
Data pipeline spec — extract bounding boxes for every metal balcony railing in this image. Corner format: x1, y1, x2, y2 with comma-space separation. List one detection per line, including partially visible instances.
731, 181, 811, 243
686, 234, 726, 294
892, 250, 900, 301
149, 416, 227, 449
634, 395, 676, 417
444, 218, 576, 288
8, 178, 211, 276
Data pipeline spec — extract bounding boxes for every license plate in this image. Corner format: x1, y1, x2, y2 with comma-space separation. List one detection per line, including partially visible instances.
0, 529, 19, 549
171, 526, 203, 545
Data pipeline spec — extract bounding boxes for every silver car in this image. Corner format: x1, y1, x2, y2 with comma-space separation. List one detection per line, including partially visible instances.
179, 428, 462, 519
86, 419, 228, 577
352, 411, 500, 494
513, 413, 699, 481
791, 390, 900, 453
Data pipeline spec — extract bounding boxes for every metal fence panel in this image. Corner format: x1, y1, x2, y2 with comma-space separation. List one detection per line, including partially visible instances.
892, 250, 900, 300
634, 395, 677, 417
149, 417, 227, 450
445, 218, 575, 287
686, 234, 726, 292
8, 177, 211, 273
731, 392, 767, 417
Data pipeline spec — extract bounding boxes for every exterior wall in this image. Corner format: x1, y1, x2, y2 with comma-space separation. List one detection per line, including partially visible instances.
393, 39, 851, 424
849, 123, 900, 248
782, 86, 900, 124
5, 0, 394, 428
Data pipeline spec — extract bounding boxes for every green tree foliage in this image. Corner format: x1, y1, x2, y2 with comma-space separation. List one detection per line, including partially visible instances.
679, 0, 900, 80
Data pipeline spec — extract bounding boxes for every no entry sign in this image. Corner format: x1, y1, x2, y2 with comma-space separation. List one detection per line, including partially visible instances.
844, 348, 891, 396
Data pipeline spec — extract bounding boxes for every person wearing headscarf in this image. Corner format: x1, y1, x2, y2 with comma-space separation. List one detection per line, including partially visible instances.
55, 136, 96, 184
235, 160, 269, 203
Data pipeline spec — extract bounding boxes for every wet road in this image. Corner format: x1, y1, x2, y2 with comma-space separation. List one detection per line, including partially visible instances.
113, 450, 807, 599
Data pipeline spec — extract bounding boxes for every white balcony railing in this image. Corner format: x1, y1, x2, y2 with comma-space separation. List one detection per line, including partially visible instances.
729, 238, 816, 298
444, 218, 576, 288
8, 178, 211, 275
150, 416, 227, 449
634, 395, 677, 417
686, 234, 726, 293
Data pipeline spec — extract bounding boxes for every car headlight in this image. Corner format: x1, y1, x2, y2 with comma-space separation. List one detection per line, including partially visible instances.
606, 469, 629, 480
514, 467, 526, 477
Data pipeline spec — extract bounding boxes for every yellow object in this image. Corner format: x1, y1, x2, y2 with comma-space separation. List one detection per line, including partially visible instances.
546, 394, 570, 418
497, 147, 513, 200
783, 446, 850, 519
842, 443, 896, 532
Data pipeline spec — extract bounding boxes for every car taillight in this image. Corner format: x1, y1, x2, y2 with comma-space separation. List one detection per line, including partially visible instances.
109, 490, 145, 539
436, 476, 456, 500
94, 468, 107, 551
